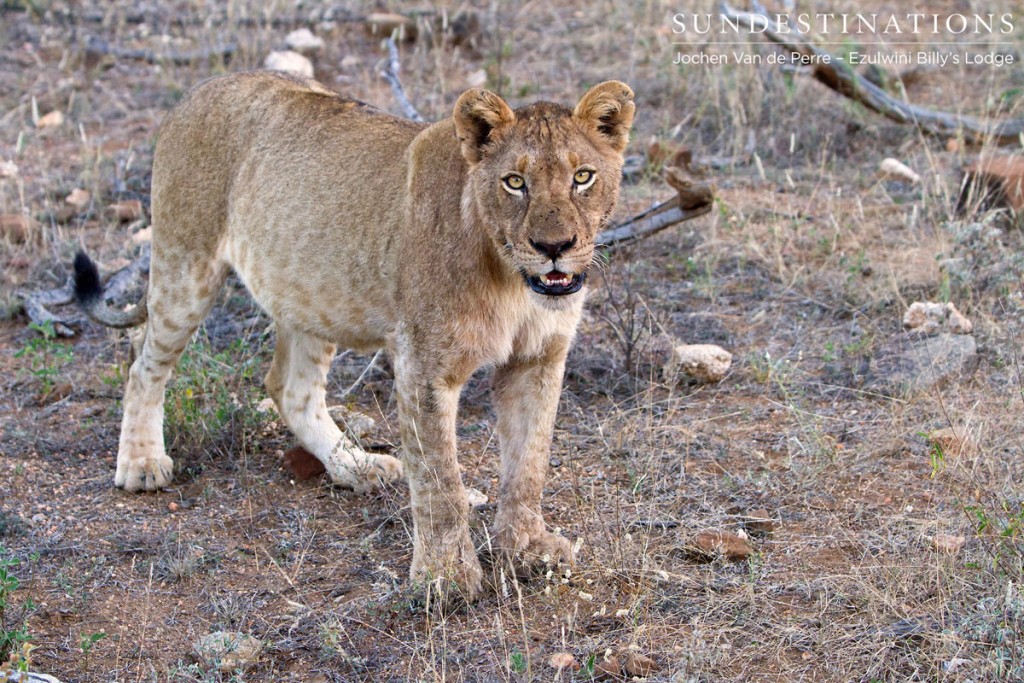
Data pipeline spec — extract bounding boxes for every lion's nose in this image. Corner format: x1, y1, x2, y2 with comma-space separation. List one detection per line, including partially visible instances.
529, 235, 577, 260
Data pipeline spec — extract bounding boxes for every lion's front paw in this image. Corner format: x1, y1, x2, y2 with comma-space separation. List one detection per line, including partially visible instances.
410, 534, 484, 608
495, 523, 574, 575
327, 452, 404, 493
114, 453, 175, 492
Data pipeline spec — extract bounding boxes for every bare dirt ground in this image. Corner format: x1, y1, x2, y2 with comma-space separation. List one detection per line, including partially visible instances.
2, 1, 1023, 681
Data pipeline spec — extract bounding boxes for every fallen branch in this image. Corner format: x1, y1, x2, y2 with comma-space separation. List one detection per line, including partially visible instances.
379, 37, 424, 122
598, 166, 714, 248
85, 35, 236, 65
719, 1, 1024, 145
17, 282, 75, 337
17, 244, 151, 338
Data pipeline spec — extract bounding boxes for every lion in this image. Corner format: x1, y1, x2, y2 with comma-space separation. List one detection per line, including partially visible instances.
74, 71, 634, 601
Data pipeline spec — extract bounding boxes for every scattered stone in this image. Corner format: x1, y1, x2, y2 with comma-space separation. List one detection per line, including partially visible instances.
465, 68, 487, 88
592, 654, 622, 679
0, 159, 19, 178
131, 226, 152, 244
364, 12, 417, 41
465, 487, 488, 508
65, 188, 91, 212
339, 55, 361, 69
959, 154, 1024, 212
107, 200, 143, 222
945, 138, 961, 153
870, 333, 978, 397
1, 214, 40, 245
624, 652, 660, 677
688, 529, 754, 561
903, 301, 972, 335
256, 397, 278, 415
928, 427, 972, 457
879, 157, 921, 184
285, 28, 324, 55
36, 110, 64, 128
5, 671, 65, 682
548, 652, 577, 670
664, 343, 732, 383
264, 50, 314, 78
945, 306, 973, 334
326, 405, 375, 438
192, 631, 263, 673
742, 508, 777, 534
932, 533, 966, 554
282, 445, 326, 481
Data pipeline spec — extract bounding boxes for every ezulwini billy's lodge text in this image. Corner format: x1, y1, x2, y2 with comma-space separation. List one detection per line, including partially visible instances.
673, 49, 1015, 67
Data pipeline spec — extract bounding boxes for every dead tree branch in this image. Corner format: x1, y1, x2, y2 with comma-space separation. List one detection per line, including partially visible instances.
379, 37, 424, 122
18, 283, 75, 337
18, 244, 151, 337
719, 1, 1024, 145
599, 166, 714, 248
85, 36, 236, 65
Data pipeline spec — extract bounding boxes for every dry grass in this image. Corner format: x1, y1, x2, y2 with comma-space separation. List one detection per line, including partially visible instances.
2, 0, 1024, 681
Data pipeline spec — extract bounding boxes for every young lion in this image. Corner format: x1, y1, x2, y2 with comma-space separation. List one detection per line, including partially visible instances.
75, 71, 634, 601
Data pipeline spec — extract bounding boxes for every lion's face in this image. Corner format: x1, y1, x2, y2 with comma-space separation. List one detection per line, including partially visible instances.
455, 83, 635, 301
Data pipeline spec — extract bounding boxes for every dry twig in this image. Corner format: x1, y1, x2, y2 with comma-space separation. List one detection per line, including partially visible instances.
379, 37, 424, 122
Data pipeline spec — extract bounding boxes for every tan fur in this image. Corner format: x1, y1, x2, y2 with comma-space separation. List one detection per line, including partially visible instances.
95, 71, 633, 601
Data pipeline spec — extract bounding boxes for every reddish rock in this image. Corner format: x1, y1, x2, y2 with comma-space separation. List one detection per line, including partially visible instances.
689, 529, 754, 561
742, 508, 777, 534
108, 200, 143, 222
624, 652, 659, 677
1, 214, 41, 244
282, 445, 326, 480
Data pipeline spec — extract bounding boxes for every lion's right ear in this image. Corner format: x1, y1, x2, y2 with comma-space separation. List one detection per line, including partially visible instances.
453, 89, 515, 164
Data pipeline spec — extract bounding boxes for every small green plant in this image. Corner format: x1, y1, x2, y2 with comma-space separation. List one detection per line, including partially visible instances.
509, 649, 527, 674
164, 336, 266, 457
79, 630, 106, 669
921, 432, 946, 477
14, 321, 74, 397
0, 548, 32, 668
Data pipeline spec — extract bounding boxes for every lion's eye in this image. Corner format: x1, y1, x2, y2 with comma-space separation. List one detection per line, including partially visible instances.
573, 169, 596, 192
503, 174, 526, 195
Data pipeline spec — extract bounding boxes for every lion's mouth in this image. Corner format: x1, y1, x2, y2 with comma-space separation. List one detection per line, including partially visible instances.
525, 270, 586, 296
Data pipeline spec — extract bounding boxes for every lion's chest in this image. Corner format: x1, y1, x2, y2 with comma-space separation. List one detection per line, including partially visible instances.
450, 291, 583, 373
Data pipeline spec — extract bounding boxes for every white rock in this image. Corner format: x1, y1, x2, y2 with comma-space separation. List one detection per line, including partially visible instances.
879, 157, 921, 184
945, 303, 973, 334
903, 301, 947, 334
131, 226, 152, 245
264, 50, 314, 78
465, 487, 488, 508
903, 301, 973, 335
285, 28, 325, 55
0, 159, 18, 178
665, 344, 732, 383
192, 632, 263, 673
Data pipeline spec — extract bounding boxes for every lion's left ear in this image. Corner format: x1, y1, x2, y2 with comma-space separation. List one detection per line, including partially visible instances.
573, 81, 635, 154
453, 89, 516, 164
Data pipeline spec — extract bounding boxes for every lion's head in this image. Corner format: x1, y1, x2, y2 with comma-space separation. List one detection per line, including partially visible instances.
454, 82, 634, 301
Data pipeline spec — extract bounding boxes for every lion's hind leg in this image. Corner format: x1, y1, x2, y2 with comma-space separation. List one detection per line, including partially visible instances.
265, 325, 403, 491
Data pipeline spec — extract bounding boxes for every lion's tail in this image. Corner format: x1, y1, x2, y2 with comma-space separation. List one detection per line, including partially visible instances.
73, 251, 148, 329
